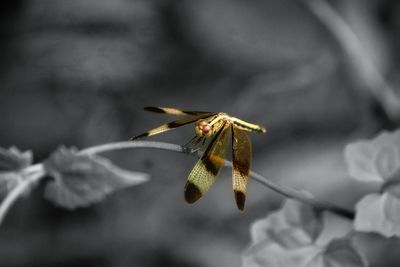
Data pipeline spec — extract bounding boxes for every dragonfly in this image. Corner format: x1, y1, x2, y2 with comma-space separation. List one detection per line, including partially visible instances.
129, 107, 266, 211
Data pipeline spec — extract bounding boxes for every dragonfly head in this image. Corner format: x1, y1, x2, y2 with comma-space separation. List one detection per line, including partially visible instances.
195, 119, 213, 138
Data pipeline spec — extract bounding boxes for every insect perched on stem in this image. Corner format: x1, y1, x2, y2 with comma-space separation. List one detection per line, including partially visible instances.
129, 107, 266, 211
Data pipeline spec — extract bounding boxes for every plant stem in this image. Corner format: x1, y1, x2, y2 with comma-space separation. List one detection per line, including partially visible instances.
0, 164, 45, 225
249, 171, 354, 219
0, 140, 355, 226
79, 141, 184, 155
82, 141, 355, 219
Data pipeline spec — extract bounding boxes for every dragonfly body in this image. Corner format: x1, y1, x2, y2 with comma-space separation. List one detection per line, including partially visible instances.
129, 107, 266, 211
195, 112, 266, 138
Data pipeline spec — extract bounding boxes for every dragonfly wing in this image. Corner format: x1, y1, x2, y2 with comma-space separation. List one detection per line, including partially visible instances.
231, 125, 252, 211
144, 107, 212, 116
129, 113, 213, 141
184, 122, 231, 203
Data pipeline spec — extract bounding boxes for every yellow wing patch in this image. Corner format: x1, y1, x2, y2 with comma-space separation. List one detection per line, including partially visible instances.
184, 122, 230, 203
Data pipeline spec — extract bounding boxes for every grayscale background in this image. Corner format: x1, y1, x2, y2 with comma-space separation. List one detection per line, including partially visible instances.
0, 0, 400, 266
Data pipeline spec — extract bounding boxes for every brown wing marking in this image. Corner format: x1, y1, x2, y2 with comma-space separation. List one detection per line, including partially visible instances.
144, 107, 212, 116
231, 124, 252, 211
129, 113, 213, 141
184, 122, 231, 203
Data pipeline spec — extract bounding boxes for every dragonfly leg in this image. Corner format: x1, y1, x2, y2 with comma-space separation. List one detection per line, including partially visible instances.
183, 136, 204, 154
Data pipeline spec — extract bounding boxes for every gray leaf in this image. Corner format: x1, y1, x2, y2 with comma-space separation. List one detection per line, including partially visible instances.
344, 131, 400, 183
243, 200, 367, 267
308, 238, 368, 267
354, 193, 400, 238
0, 146, 32, 171
43, 146, 149, 209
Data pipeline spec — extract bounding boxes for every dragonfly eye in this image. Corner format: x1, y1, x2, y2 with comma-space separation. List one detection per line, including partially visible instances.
197, 120, 208, 127
202, 125, 211, 133
195, 121, 213, 137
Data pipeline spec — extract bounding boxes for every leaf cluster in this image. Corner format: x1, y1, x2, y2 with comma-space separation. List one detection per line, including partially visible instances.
0, 146, 148, 211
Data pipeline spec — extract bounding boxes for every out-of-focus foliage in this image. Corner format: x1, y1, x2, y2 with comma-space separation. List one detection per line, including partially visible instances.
44, 146, 149, 209
345, 131, 400, 183
242, 200, 367, 267
0, 147, 32, 171
0, 147, 32, 196
345, 130, 400, 237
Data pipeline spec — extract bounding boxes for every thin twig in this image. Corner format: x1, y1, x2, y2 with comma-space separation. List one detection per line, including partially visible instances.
0, 165, 45, 225
249, 171, 354, 219
82, 141, 355, 219
79, 141, 185, 155
299, 0, 400, 121
0, 141, 354, 225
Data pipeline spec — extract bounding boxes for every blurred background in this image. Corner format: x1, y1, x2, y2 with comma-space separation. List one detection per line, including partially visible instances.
1, 0, 400, 266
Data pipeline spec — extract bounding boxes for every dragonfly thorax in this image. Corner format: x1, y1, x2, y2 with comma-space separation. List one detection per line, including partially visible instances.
195, 119, 214, 138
